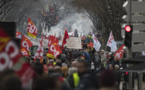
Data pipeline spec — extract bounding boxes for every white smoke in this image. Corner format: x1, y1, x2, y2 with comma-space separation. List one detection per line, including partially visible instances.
49, 13, 94, 37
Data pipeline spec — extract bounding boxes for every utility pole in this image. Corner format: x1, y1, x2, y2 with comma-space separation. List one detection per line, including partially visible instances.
128, 0, 133, 89
128, 0, 132, 25
128, 0, 132, 59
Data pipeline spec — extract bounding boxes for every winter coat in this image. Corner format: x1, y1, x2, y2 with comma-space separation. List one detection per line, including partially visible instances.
95, 54, 100, 62
62, 63, 68, 78
76, 72, 98, 90
114, 70, 121, 84
101, 53, 107, 64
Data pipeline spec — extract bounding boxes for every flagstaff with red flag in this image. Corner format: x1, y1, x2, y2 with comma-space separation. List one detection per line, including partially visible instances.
20, 35, 33, 57
62, 30, 69, 49
114, 44, 125, 60
27, 18, 38, 38
0, 28, 35, 87
47, 35, 62, 58
34, 35, 44, 63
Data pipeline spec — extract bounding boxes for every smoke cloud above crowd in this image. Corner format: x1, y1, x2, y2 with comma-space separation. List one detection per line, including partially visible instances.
49, 13, 94, 37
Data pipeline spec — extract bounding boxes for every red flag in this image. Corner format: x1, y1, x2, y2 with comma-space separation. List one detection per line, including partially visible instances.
114, 44, 125, 60
34, 35, 43, 63
21, 48, 29, 57
48, 35, 58, 47
0, 28, 35, 87
27, 18, 38, 38
21, 35, 33, 52
0, 29, 22, 71
47, 36, 62, 58
16, 31, 21, 38
15, 62, 35, 87
62, 30, 69, 48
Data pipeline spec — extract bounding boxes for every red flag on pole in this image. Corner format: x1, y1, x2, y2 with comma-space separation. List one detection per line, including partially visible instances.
0, 29, 22, 70
16, 62, 35, 87
34, 35, 43, 63
114, 44, 125, 60
47, 35, 62, 58
62, 30, 69, 48
21, 35, 33, 52
21, 48, 29, 57
27, 18, 38, 38
0, 28, 35, 87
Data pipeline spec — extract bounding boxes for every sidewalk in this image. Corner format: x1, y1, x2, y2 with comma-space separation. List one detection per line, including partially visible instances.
120, 80, 145, 90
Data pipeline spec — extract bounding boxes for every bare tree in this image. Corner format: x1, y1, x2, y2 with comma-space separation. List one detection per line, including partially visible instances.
4, 0, 50, 36
2, 0, 88, 38
72, 0, 126, 48
0, 0, 16, 20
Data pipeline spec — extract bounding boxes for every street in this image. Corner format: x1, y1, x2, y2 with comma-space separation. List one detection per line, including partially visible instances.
0, 0, 145, 90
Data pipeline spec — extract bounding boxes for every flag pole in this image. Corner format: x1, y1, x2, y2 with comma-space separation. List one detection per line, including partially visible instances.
61, 29, 65, 49
105, 31, 112, 52
105, 37, 109, 52
103, 31, 110, 68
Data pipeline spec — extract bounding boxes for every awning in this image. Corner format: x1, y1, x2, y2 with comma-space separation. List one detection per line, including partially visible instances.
121, 56, 145, 72
122, 56, 145, 64
121, 63, 145, 72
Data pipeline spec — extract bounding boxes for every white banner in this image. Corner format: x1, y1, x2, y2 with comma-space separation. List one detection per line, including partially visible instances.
26, 36, 48, 48
65, 37, 82, 49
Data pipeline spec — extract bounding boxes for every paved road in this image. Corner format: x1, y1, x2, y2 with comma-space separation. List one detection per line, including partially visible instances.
120, 80, 145, 90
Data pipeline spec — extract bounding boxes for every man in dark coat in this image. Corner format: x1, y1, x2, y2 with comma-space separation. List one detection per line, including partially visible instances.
76, 61, 98, 90
93, 52, 100, 70
114, 64, 121, 88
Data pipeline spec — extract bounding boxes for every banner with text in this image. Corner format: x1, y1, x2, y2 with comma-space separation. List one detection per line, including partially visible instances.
65, 37, 82, 49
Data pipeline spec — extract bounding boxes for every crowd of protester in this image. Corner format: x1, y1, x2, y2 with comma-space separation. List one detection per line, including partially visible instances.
0, 45, 124, 90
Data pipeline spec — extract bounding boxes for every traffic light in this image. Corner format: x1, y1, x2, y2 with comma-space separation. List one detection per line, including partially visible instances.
124, 25, 133, 49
